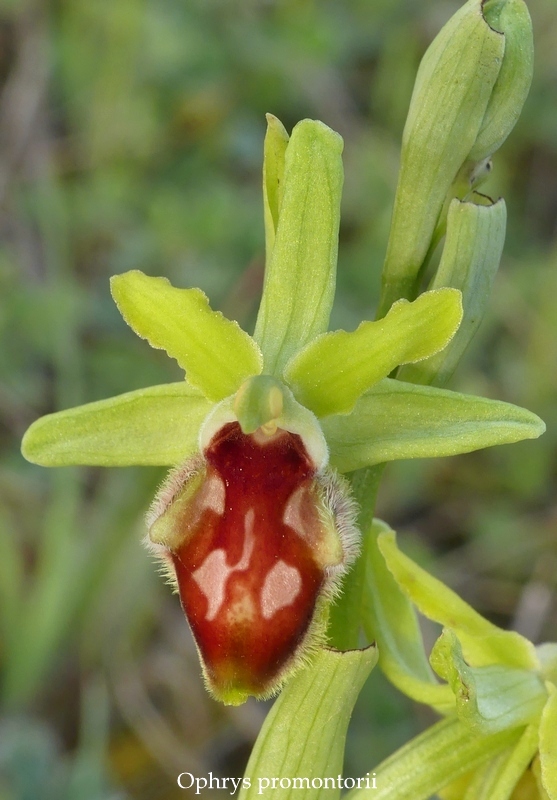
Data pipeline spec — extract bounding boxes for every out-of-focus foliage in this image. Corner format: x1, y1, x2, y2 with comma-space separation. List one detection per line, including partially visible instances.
0, 0, 555, 797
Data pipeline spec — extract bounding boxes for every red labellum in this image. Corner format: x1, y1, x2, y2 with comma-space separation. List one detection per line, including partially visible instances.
147, 421, 358, 705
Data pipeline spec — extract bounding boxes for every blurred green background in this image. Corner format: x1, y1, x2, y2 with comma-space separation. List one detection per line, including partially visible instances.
0, 0, 555, 797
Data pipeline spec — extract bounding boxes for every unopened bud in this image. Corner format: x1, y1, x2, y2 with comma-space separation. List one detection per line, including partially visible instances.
401, 194, 507, 386
379, 0, 532, 316
469, 0, 534, 162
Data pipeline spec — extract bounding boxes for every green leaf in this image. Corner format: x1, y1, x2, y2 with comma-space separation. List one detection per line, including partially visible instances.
431, 629, 546, 734
263, 113, 289, 267
539, 685, 557, 800
345, 716, 520, 800
402, 196, 507, 386
238, 647, 377, 800
378, 0, 504, 314
111, 270, 263, 401
21, 382, 211, 466
361, 520, 454, 711
254, 119, 344, 375
322, 378, 545, 473
377, 531, 539, 671
286, 289, 463, 418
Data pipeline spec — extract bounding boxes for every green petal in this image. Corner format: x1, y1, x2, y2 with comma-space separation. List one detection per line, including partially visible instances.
361, 520, 454, 712
21, 383, 211, 466
263, 113, 289, 267
238, 647, 377, 800
286, 289, 463, 418
402, 196, 507, 386
111, 270, 263, 401
322, 378, 546, 472
431, 629, 546, 735
377, 530, 539, 671
540, 685, 557, 800
254, 119, 344, 376
345, 716, 520, 800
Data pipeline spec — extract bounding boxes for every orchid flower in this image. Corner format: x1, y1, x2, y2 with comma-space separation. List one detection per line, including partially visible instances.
21, 116, 543, 706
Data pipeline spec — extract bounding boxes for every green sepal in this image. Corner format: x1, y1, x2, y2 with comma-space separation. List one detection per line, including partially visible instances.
263, 113, 289, 267
321, 378, 545, 473
361, 520, 454, 712
111, 270, 263, 401
377, 530, 539, 671
21, 382, 211, 466
431, 629, 547, 735
285, 289, 463, 418
402, 196, 507, 386
378, 0, 504, 314
238, 646, 377, 800
539, 684, 557, 800
254, 119, 344, 375
344, 716, 521, 800
469, 0, 534, 162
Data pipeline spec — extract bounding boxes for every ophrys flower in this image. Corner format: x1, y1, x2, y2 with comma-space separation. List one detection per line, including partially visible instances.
21, 117, 543, 704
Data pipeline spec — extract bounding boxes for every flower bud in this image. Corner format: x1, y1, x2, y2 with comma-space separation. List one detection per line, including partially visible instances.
146, 382, 359, 705
379, 0, 533, 316
469, 0, 534, 162
401, 193, 507, 386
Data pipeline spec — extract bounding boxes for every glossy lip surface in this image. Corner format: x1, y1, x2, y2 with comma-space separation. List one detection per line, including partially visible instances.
169, 422, 330, 702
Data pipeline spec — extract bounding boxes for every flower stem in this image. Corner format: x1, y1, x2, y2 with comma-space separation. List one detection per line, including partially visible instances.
327, 465, 385, 650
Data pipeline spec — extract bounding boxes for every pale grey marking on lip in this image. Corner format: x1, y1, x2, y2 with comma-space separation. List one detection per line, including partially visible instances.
282, 485, 306, 539
261, 560, 302, 619
192, 507, 256, 620
199, 471, 226, 515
